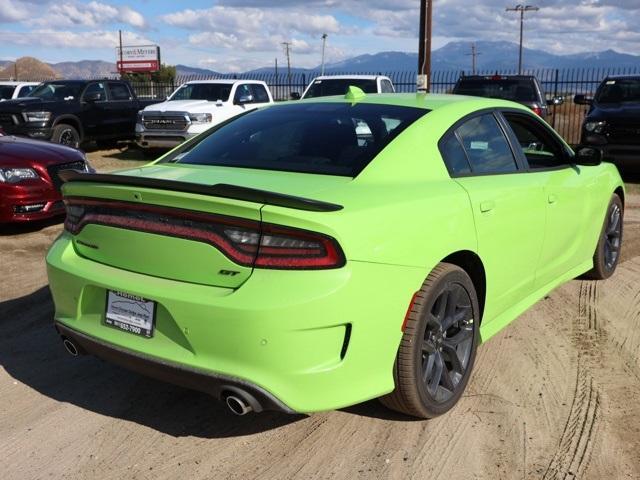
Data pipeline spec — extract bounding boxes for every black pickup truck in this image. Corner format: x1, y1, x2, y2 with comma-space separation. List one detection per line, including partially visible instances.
575, 75, 640, 171
0, 80, 158, 149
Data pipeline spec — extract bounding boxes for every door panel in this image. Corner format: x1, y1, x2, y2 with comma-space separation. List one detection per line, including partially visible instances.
456, 175, 547, 323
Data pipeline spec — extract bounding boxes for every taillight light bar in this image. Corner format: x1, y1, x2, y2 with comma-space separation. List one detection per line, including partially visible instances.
64, 198, 345, 270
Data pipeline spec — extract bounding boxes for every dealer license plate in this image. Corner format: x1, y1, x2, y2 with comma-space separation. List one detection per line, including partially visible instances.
105, 290, 156, 338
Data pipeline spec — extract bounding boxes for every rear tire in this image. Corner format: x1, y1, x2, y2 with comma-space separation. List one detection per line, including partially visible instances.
380, 263, 480, 419
51, 124, 80, 149
584, 194, 623, 280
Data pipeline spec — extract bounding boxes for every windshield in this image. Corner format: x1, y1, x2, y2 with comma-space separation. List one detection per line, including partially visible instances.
595, 78, 640, 104
29, 82, 84, 101
454, 79, 538, 102
303, 79, 378, 99
0, 85, 16, 100
163, 103, 427, 177
169, 83, 232, 102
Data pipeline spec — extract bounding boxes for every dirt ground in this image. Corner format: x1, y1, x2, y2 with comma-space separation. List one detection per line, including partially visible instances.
1, 150, 640, 480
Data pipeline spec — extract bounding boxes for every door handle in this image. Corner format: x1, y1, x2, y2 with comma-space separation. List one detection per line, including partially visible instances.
480, 201, 495, 213
548, 194, 558, 204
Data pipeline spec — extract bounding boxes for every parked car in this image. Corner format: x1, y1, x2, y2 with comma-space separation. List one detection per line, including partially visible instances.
575, 75, 640, 170
136, 80, 274, 153
0, 134, 91, 223
0, 80, 159, 149
0, 81, 39, 101
453, 75, 563, 119
48, 91, 623, 419
293, 75, 395, 100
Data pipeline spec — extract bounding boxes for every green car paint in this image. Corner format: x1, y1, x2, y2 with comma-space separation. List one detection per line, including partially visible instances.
46, 93, 624, 413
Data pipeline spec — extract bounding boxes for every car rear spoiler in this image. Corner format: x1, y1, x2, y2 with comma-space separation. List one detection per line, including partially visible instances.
58, 171, 343, 213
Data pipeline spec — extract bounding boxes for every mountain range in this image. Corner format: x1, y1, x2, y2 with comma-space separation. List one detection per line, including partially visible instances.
1, 41, 639, 80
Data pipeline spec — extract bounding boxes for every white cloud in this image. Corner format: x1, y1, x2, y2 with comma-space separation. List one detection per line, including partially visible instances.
30, 1, 147, 29
0, 29, 152, 49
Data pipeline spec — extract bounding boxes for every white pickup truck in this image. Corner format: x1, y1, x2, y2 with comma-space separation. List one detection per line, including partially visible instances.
136, 79, 273, 151
294, 75, 395, 100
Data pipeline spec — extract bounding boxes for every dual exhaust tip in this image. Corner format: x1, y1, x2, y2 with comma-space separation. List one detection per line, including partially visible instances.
59, 335, 257, 416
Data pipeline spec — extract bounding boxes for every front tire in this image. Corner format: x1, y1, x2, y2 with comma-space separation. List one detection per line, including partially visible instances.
380, 263, 480, 419
51, 124, 80, 149
584, 194, 623, 280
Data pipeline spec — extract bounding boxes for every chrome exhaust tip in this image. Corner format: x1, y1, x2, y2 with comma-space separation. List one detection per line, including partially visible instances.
225, 395, 254, 416
62, 337, 81, 357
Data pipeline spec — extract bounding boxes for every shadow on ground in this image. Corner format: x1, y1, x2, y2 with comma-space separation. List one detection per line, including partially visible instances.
0, 287, 303, 438
0, 216, 63, 236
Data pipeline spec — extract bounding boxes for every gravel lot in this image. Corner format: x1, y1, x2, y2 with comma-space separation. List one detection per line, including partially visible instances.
1, 149, 639, 480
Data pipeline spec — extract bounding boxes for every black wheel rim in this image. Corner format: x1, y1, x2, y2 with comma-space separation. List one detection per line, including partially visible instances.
421, 283, 474, 403
59, 129, 77, 147
604, 203, 622, 270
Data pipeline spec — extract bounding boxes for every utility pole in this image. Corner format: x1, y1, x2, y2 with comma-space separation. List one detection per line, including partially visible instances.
321, 33, 328, 76
465, 43, 482, 74
118, 29, 124, 78
282, 42, 292, 91
506, 5, 539, 75
417, 0, 433, 92
14, 60, 18, 81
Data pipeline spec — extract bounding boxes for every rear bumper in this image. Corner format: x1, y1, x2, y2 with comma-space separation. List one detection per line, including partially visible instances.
46, 233, 426, 413
0, 181, 63, 223
55, 322, 294, 413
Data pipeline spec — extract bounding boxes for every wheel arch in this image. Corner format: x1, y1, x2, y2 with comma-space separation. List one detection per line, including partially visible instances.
614, 185, 625, 208
442, 250, 486, 324
53, 115, 84, 141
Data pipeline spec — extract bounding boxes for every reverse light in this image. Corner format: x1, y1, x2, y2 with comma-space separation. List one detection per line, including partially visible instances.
585, 121, 606, 134
64, 198, 345, 270
22, 111, 52, 123
0, 167, 39, 183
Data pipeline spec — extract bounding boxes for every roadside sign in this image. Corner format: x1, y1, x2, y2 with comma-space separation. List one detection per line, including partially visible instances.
116, 45, 161, 73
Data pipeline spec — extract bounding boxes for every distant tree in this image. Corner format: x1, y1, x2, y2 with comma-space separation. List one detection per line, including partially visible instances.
122, 64, 176, 84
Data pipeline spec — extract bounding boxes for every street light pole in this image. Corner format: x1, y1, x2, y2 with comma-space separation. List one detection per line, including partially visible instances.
417, 0, 433, 92
321, 33, 328, 76
506, 5, 539, 75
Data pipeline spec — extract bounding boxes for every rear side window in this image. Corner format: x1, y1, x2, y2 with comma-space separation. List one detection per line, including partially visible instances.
83, 82, 107, 101
164, 103, 428, 177
108, 83, 132, 101
251, 84, 270, 103
18, 85, 36, 97
456, 114, 518, 174
440, 134, 471, 175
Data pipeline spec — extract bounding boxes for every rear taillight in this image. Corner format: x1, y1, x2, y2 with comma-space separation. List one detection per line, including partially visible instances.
531, 106, 543, 116
64, 198, 345, 270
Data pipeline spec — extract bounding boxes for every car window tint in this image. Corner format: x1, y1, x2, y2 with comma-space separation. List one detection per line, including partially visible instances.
18, 85, 36, 97
0, 85, 16, 99
456, 114, 517, 174
164, 103, 428, 177
440, 133, 471, 175
84, 82, 107, 101
304, 79, 378, 99
250, 84, 270, 103
503, 113, 567, 169
234, 84, 253, 103
108, 83, 132, 101
381, 80, 395, 93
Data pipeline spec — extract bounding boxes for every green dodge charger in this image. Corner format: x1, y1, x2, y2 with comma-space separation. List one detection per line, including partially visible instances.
47, 90, 624, 418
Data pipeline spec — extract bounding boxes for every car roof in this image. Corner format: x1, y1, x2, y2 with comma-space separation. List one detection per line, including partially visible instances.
0, 81, 39, 86
458, 75, 537, 80
311, 75, 388, 81
296, 92, 528, 112
185, 80, 264, 85
604, 75, 640, 81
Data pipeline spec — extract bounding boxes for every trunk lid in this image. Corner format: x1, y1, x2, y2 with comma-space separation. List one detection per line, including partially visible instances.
63, 165, 350, 288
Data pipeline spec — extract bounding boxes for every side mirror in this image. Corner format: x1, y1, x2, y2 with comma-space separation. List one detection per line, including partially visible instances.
290, 92, 301, 100
84, 92, 102, 103
574, 146, 602, 166
236, 94, 254, 105
574, 94, 593, 106
547, 96, 564, 106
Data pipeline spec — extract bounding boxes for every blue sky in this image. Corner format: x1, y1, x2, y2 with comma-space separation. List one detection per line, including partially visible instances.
1, 0, 638, 71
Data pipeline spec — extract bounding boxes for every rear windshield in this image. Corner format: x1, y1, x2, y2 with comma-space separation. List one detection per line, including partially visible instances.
454, 79, 538, 102
303, 79, 378, 99
170, 83, 232, 102
0, 85, 15, 100
29, 82, 84, 101
163, 102, 427, 177
595, 78, 640, 104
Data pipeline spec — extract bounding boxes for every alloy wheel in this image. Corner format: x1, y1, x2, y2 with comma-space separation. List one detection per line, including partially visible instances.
604, 203, 622, 270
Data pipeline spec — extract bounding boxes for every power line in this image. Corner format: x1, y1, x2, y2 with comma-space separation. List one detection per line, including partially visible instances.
506, 4, 539, 75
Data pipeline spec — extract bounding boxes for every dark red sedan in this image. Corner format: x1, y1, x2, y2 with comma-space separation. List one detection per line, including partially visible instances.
0, 131, 90, 223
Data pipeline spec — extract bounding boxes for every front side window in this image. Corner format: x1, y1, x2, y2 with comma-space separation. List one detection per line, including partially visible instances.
18, 85, 36, 97
169, 83, 232, 102
456, 114, 518, 174
162, 103, 428, 177
83, 82, 107, 101
503, 113, 568, 169
0, 85, 15, 100
234, 84, 253, 104
29, 82, 84, 101
251, 84, 270, 103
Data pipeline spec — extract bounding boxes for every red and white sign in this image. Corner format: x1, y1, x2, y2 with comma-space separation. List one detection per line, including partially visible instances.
116, 45, 160, 73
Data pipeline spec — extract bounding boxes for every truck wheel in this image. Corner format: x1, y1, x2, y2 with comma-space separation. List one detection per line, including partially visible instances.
52, 124, 80, 149
380, 263, 480, 419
